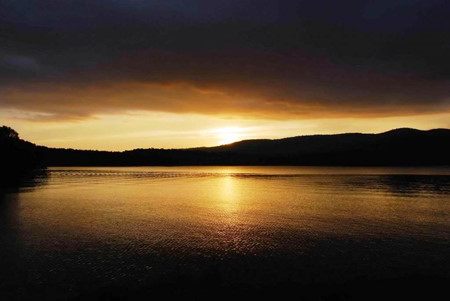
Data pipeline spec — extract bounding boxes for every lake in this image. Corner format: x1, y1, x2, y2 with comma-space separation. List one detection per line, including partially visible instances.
1, 166, 449, 300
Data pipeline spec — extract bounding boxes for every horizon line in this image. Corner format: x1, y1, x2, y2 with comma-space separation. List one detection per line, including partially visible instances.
30, 127, 449, 153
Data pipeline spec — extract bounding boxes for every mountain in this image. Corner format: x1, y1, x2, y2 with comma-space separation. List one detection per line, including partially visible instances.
40, 128, 450, 166
1, 126, 449, 167
201, 128, 450, 165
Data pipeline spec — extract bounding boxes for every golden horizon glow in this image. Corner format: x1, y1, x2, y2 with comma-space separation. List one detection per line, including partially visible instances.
214, 127, 245, 145
2, 110, 450, 151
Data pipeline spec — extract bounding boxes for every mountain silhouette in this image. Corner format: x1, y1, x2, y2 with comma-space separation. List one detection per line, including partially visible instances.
202, 128, 450, 165
1, 126, 449, 167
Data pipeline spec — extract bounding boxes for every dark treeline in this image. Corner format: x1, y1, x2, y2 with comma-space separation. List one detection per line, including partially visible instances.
0, 126, 42, 172
1, 126, 450, 168
0, 126, 46, 187
40, 147, 260, 166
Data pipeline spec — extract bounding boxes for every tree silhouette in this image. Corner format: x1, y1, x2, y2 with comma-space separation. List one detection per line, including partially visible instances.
0, 125, 43, 180
0, 126, 19, 140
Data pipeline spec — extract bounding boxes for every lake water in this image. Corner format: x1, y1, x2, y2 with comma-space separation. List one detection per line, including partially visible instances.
1, 166, 449, 300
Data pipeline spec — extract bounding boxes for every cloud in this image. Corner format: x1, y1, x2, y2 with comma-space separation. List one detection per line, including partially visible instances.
0, 0, 448, 120
1, 55, 39, 69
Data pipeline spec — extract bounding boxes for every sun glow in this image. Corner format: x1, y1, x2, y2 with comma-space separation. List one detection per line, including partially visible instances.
215, 127, 244, 145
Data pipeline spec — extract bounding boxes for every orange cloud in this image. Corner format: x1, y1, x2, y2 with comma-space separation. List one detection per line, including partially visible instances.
1, 74, 449, 122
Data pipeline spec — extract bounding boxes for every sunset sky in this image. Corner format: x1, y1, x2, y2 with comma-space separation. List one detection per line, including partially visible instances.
1, 1, 449, 150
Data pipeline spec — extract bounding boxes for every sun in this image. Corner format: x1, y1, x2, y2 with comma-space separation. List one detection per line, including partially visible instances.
215, 127, 244, 145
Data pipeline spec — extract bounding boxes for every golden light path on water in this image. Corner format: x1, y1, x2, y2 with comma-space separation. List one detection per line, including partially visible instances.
1, 166, 449, 299
12, 166, 450, 257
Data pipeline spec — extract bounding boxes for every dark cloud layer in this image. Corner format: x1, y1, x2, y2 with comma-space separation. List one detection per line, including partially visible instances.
0, 0, 449, 119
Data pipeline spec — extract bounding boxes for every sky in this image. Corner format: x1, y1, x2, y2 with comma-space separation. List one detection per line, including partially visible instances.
1, 0, 449, 150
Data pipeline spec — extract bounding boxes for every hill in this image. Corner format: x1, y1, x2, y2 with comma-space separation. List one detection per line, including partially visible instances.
1, 126, 449, 167
202, 128, 450, 165
39, 128, 450, 166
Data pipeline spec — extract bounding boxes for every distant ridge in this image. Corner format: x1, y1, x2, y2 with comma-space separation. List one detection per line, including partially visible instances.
205, 127, 448, 151
40, 128, 450, 166
2, 127, 450, 167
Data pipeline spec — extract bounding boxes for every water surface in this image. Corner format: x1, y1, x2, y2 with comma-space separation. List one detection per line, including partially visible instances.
1, 167, 449, 299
